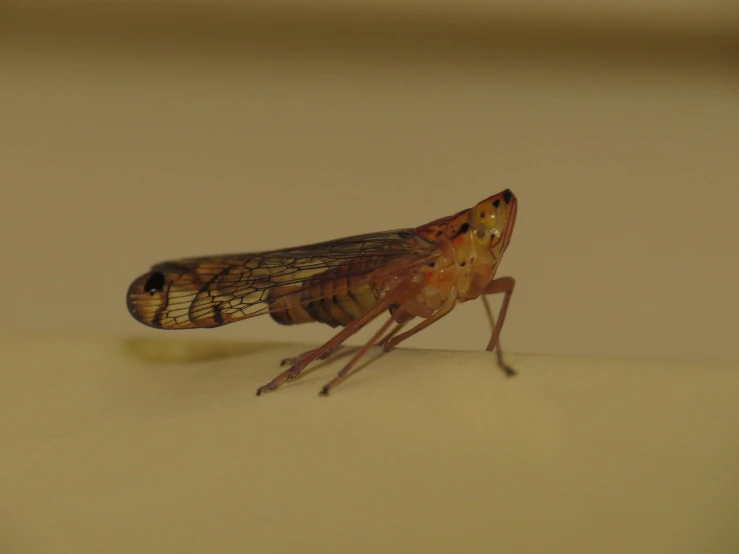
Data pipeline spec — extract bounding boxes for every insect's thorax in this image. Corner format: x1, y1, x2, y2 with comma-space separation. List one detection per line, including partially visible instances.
421, 237, 497, 305
413, 208, 500, 309
267, 193, 514, 329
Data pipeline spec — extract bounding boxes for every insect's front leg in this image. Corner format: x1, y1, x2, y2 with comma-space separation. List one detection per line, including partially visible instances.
480, 276, 516, 377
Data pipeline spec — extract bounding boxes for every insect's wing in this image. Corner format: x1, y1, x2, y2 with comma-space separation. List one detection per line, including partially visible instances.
127, 229, 438, 330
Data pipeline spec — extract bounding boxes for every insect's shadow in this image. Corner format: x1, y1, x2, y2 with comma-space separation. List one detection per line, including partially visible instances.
121, 336, 288, 365
121, 336, 392, 393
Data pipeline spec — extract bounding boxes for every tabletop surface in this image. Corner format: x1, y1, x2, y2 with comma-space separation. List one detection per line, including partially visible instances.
2, 332, 737, 554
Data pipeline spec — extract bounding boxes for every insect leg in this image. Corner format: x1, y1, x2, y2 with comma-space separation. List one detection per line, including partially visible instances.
318, 312, 401, 396
286, 309, 409, 377
375, 320, 409, 348
314, 314, 410, 394
256, 284, 413, 396
480, 276, 516, 377
380, 291, 458, 353
279, 346, 336, 368
280, 321, 402, 370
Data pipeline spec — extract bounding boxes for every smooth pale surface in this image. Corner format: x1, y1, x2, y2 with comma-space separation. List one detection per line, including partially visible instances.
1, 333, 737, 554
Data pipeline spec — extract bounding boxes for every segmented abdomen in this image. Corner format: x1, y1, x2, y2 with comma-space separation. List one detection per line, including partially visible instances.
267, 258, 381, 328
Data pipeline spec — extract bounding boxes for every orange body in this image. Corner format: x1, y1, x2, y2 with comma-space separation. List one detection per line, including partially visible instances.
126, 189, 518, 395
266, 190, 517, 329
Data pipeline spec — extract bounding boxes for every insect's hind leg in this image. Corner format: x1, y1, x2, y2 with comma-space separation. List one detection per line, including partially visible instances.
257, 320, 373, 395
319, 296, 456, 394
279, 346, 335, 368
318, 313, 401, 396
256, 285, 412, 396
279, 318, 409, 369
480, 276, 516, 377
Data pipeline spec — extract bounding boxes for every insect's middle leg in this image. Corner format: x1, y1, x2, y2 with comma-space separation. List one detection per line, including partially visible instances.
379, 292, 458, 352
375, 320, 409, 348
279, 346, 335, 368
480, 276, 516, 377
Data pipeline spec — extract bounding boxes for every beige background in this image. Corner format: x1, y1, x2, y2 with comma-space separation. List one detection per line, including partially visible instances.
1, 3, 738, 554
2, 3, 738, 362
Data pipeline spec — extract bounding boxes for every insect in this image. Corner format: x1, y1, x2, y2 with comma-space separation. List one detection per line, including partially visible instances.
127, 189, 518, 396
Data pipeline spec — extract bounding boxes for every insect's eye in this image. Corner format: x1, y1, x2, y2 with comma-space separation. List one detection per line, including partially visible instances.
144, 272, 166, 295
475, 223, 487, 239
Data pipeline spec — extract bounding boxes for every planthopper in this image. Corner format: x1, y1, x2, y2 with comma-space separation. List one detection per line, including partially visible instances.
127, 189, 518, 396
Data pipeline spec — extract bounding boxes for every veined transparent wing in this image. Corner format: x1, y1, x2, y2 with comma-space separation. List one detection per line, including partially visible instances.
126, 229, 438, 330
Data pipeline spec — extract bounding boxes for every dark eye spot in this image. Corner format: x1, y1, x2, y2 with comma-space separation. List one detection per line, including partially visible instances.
144, 272, 166, 295
460, 261, 466, 267
428, 261, 435, 268
459, 223, 470, 234
479, 211, 485, 218
502, 189, 513, 204
492, 199, 500, 208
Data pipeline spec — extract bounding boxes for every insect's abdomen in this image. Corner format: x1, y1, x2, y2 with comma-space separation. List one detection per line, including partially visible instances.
267, 263, 380, 328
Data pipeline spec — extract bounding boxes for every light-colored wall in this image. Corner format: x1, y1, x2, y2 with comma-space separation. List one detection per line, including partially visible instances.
2, 4, 737, 362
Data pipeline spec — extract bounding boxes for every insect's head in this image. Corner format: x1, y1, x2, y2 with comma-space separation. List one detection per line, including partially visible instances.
468, 188, 517, 255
